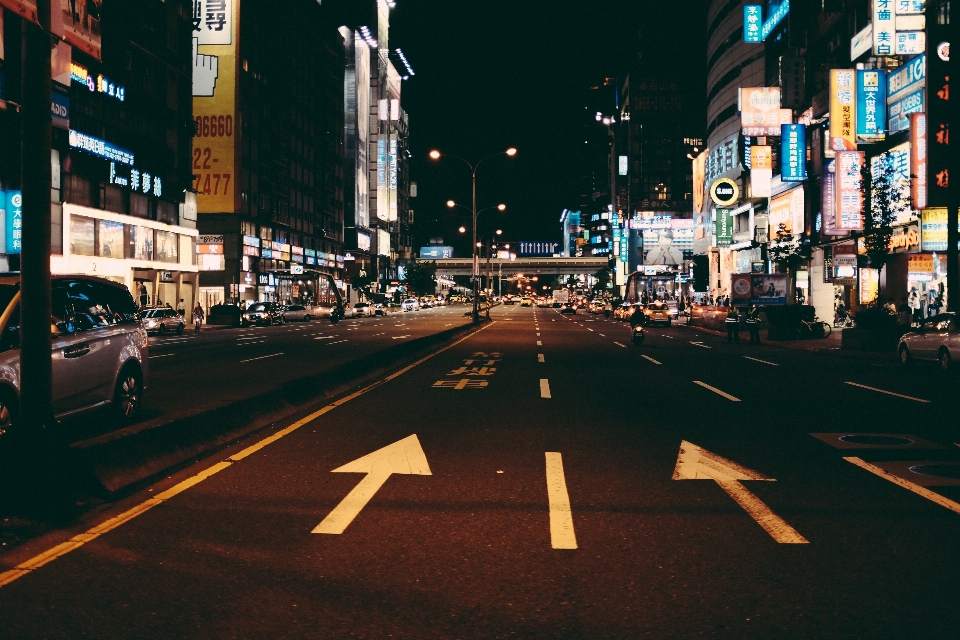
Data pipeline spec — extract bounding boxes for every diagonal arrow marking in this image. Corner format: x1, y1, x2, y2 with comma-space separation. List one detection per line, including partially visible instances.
313, 434, 431, 534
673, 440, 808, 544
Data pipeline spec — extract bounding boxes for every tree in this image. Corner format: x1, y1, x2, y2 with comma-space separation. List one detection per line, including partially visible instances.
860, 157, 912, 299
592, 267, 611, 294
766, 224, 808, 305
403, 260, 438, 297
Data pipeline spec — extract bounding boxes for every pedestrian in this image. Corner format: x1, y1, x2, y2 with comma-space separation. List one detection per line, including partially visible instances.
745, 305, 761, 344
726, 305, 740, 343
177, 298, 185, 316
678, 297, 686, 319
193, 302, 204, 333
137, 282, 148, 308
908, 289, 922, 325
897, 297, 911, 326
928, 291, 941, 317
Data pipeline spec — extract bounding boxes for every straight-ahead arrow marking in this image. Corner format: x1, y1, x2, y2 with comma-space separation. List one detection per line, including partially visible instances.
673, 440, 808, 544
313, 434, 431, 534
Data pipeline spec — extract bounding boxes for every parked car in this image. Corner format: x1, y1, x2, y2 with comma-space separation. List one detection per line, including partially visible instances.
401, 298, 420, 312
140, 307, 185, 335
244, 302, 282, 326
898, 312, 959, 371
281, 304, 313, 322
0, 274, 148, 431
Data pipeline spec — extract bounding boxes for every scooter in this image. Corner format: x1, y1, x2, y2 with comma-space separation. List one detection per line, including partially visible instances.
631, 324, 645, 345
330, 307, 344, 324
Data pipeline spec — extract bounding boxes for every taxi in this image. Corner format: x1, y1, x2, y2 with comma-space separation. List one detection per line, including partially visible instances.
644, 301, 673, 326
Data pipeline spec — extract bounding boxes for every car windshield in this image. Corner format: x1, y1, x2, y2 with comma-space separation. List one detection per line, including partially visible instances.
248, 303, 267, 313
143, 310, 163, 318
355, 303, 368, 308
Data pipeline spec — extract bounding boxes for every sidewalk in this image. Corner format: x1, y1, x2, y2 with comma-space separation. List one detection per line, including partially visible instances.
679, 322, 892, 359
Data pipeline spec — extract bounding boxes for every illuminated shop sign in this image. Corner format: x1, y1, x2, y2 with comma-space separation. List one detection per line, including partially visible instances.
742, 0, 789, 42
70, 62, 125, 102
4, 191, 23, 254
109, 162, 163, 197
856, 69, 887, 142
70, 130, 134, 166
780, 124, 807, 181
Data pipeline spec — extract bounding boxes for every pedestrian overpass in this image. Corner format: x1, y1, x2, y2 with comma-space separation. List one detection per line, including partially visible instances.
425, 257, 609, 277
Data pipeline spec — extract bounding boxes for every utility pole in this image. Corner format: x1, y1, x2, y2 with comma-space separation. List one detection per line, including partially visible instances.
21, 1, 54, 433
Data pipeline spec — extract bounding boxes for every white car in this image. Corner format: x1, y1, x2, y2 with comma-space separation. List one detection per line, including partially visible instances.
352, 302, 371, 317
898, 312, 960, 371
401, 298, 419, 312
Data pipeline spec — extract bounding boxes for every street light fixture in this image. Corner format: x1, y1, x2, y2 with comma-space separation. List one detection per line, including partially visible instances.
430, 147, 518, 322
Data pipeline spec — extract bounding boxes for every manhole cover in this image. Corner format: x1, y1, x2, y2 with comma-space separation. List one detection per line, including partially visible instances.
909, 464, 960, 479
839, 435, 915, 446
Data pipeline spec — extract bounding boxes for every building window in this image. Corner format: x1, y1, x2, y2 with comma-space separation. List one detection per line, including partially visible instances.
130, 226, 155, 261
157, 200, 177, 225
98, 220, 125, 258
70, 216, 96, 256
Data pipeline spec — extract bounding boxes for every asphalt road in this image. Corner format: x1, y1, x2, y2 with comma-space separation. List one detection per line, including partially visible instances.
64, 304, 472, 444
1, 304, 959, 638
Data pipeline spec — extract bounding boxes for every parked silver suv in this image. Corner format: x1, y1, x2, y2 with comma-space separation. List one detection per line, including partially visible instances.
0, 274, 148, 434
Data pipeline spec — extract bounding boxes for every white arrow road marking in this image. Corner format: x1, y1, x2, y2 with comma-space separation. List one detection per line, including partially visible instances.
844, 382, 930, 403
690, 341, 711, 348
641, 355, 662, 365
540, 379, 551, 398
744, 356, 778, 366
538, 354, 545, 363
844, 457, 960, 515
545, 452, 577, 549
673, 440, 808, 544
693, 381, 741, 401
314, 435, 432, 535
392, 335, 411, 339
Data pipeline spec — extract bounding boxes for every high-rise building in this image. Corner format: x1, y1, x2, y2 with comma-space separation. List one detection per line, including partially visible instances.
0, 0, 199, 309
192, 0, 345, 310
332, 0, 415, 302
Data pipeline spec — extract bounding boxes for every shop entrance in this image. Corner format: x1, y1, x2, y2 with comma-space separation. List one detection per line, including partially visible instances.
200, 287, 224, 314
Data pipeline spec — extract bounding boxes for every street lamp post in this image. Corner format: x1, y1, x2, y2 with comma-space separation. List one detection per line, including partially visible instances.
431, 148, 516, 322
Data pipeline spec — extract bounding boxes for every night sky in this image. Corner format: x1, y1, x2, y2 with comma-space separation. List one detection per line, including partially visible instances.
390, 0, 707, 254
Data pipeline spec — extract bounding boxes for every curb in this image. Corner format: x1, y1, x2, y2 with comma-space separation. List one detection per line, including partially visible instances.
72, 322, 479, 495
679, 324, 893, 360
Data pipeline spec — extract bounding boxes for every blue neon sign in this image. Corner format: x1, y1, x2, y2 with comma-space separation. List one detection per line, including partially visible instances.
856, 69, 887, 141
5, 191, 22, 255
780, 124, 807, 182
68, 130, 135, 166
743, 5, 762, 42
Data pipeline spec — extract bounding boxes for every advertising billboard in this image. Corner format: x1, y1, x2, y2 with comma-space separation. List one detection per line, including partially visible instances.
829, 70, 856, 152
740, 88, 791, 137
715, 208, 733, 248
59, 0, 103, 60
855, 69, 886, 142
0, 1, 36, 23
821, 160, 849, 237
910, 113, 927, 210
750, 146, 772, 198
837, 151, 864, 230
769, 188, 804, 239
192, 0, 239, 214
780, 124, 806, 182
926, 30, 950, 207
731, 274, 788, 305
870, 142, 914, 224
887, 54, 925, 134
377, 229, 391, 257
355, 37, 371, 229
388, 134, 398, 222
692, 150, 707, 214
376, 135, 388, 222
873, 0, 895, 56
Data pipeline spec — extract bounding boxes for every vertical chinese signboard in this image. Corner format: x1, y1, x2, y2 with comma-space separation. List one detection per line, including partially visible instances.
192, 0, 240, 214
743, 5, 762, 42
5, 191, 23, 255
830, 70, 857, 152
750, 145, 772, 198
873, 0, 894, 56
821, 159, 849, 237
855, 69, 886, 142
780, 124, 806, 181
926, 25, 950, 208
910, 113, 927, 210
837, 151, 865, 231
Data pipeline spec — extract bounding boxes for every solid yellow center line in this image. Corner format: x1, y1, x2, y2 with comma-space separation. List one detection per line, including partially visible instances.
0, 322, 497, 590
545, 452, 577, 549
845, 456, 960, 514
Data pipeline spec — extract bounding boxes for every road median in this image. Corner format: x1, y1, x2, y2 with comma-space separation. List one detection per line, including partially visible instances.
71, 322, 479, 495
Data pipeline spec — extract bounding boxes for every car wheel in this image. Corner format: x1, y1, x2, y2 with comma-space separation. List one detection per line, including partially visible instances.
113, 365, 143, 421
159, 324, 166, 336
939, 348, 952, 373
176, 323, 184, 335
303, 315, 311, 322
899, 345, 911, 365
